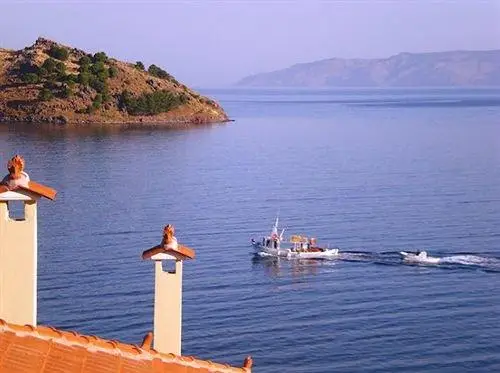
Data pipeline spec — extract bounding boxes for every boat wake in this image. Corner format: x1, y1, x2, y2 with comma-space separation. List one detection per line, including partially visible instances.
252, 249, 500, 272
336, 252, 374, 262
440, 254, 500, 268
251, 218, 500, 272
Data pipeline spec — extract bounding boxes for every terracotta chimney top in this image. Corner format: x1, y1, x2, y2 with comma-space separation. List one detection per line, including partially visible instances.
0, 155, 56, 200
3, 155, 29, 189
243, 356, 253, 369
161, 224, 178, 249
142, 224, 195, 261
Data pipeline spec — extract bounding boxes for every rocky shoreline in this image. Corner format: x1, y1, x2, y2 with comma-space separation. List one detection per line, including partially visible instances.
0, 113, 232, 126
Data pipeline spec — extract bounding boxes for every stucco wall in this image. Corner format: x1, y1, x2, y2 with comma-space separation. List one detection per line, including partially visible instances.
154, 260, 183, 355
0, 200, 37, 325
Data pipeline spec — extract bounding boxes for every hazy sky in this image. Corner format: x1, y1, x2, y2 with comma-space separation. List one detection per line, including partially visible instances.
2, 0, 500, 87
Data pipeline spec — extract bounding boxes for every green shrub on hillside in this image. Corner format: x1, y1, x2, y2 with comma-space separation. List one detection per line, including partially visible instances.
38, 88, 54, 101
108, 66, 118, 78
79, 55, 92, 66
35, 58, 66, 82
48, 45, 69, 61
102, 90, 111, 103
65, 74, 78, 84
37, 68, 47, 78
86, 93, 103, 113
119, 89, 188, 115
40, 58, 57, 74
135, 61, 145, 70
76, 56, 112, 93
91, 62, 109, 81
89, 77, 107, 93
78, 71, 91, 85
91, 61, 106, 74
55, 61, 66, 79
147, 64, 169, 79
18, 62, 38, 75
93, 93, 103, 108
78, 64, 90, 73
18, 62, 41, 84
147, 64, 180, 85
93, 52, 108, 64
22, 73, 39, 84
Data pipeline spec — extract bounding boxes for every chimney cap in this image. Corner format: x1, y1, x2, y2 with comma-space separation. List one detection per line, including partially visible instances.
142, 244, 195, 261
0, 155, 56, 201
142, 225, 195, 261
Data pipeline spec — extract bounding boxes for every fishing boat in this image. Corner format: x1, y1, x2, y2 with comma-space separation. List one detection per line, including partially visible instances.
399, 251, 440, 264
251, 217, 339, 259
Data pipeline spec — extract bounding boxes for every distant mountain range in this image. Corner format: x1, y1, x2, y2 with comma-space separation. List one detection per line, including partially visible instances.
236, 50, 500, 87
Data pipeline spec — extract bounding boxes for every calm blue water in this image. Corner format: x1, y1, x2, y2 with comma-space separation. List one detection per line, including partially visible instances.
1, 88, 500, 372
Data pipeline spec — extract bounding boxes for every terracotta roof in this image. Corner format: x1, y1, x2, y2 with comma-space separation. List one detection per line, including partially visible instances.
23, 181, 57, 201
0, 180, 56, 201
142, 244, 196, 261
0, 319, 252, 373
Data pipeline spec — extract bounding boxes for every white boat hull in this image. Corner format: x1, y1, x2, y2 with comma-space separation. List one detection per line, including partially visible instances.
255, 244, 339, 259
400, 251, 440, 264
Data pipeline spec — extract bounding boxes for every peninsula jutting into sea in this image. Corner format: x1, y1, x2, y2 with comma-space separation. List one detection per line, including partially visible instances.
0, 38, 228, 125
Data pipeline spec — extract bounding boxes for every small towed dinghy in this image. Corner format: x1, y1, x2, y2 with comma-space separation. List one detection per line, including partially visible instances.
399, 251, 440, 264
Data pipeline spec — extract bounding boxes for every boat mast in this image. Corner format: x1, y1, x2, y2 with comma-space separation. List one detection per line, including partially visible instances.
272, 215, 279, 237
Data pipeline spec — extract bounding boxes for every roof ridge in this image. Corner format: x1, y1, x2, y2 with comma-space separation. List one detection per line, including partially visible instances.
0, 319, 250, 372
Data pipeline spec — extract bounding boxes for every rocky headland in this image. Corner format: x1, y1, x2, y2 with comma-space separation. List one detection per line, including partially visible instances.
0, 38, 228, 126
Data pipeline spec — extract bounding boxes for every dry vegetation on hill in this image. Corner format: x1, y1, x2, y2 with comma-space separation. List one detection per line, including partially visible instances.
0, 38, 228, 126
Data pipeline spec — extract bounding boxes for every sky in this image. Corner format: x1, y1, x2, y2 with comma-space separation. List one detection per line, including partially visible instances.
1, 0, 500, 87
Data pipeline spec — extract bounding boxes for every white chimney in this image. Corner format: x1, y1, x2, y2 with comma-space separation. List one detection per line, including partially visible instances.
0, 155, 56, 326
142, 224, 195, 354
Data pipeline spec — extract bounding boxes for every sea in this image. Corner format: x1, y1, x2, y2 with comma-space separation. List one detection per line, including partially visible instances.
1, 87, 499, 372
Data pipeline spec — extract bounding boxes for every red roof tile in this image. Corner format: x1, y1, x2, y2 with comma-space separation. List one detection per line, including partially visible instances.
0, 182, 57, 201
142, 244, 196, 261
0, 319, 252, 373
22, 181, 57, 201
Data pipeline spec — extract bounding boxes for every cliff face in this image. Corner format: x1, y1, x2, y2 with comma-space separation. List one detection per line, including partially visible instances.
236, 50, 500, 87
0, 38, 228, 125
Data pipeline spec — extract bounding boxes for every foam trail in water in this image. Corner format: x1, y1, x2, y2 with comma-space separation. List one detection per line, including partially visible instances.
252, 247, 500, 272
440, 255, 500, 268
337, 252, 375, 262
